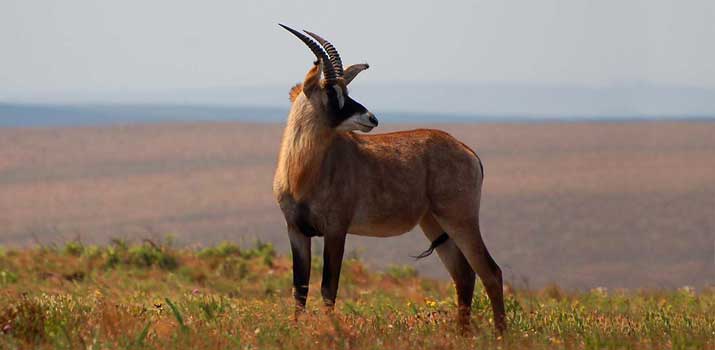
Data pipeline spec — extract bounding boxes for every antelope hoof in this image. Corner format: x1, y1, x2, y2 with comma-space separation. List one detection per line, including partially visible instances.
323, 300, 336, 313
293, 300, 307, 320
457, 306, 471, 325
494, 318, 507, 336
457, 306, 472, 334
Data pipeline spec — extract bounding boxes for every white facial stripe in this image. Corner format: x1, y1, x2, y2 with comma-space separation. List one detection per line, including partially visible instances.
332, 85, 345, 109
336, 112, 376, 132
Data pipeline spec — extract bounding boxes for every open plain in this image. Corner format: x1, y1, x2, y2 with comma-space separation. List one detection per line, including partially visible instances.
1, 121, 713, 289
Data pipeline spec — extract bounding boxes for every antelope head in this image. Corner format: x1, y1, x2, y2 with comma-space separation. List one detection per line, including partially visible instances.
280, 24, 378, 132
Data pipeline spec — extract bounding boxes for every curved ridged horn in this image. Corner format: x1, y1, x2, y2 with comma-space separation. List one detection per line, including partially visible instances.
303, 30, 344, 78
279, 24, 337, 85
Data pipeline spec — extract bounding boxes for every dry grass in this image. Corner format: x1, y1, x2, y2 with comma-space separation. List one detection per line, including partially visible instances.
1, 241, 714, 349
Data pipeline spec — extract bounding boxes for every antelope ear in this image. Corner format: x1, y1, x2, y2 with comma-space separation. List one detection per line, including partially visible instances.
343, 63, 369, 85
302, 63, 321, 97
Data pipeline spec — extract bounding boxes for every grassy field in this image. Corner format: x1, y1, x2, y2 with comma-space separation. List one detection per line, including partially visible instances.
0, 240, 713, 349
2, 121, 714, 289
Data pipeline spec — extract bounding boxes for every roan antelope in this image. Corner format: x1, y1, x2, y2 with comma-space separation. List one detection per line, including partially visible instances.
273, 24, 506, 333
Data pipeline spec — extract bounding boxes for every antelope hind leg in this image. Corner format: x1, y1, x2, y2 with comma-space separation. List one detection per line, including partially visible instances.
436, 217, 507, 334
419, 213, 476, 327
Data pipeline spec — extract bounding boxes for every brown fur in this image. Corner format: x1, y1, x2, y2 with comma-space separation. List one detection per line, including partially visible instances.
289, 83, 303, 102
302, 64, 321, 97
274, 64, 333, 201
273, 99, 334, 201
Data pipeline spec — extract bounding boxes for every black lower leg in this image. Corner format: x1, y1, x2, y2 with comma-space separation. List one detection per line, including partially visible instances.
321, 234, 346, 307
456, 269, 476, 324
289, 229, 311, 312
452, 251, 476, 326
485, 252, 506, 333
433, 238, 476, 326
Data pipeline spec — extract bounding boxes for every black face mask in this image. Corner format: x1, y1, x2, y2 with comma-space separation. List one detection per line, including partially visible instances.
325, 88, 368, 128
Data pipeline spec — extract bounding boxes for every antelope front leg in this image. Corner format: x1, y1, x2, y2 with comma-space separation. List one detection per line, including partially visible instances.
321, 233, 347, 309
288, 228, 311, 315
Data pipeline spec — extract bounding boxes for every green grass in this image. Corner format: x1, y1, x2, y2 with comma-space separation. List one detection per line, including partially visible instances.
0, 240, 713, 349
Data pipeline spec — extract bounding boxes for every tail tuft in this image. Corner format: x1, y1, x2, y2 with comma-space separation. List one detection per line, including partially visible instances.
411, 233, 450, 259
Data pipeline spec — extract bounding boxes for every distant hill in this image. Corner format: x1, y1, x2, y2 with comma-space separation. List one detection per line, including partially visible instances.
1, 103, 713, 128
2, 82, 714, 125
0, 104, 287, 127
0, 82, 715, 127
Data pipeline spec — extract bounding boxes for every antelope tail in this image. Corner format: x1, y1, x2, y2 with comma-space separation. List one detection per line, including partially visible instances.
411, 233, 450, 259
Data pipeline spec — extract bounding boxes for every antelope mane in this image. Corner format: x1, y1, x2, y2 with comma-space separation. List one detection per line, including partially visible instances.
289, 83, 303, 102
274, 92, 335, 201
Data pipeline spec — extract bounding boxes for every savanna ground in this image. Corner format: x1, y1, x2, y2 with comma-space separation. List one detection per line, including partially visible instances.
1, 240, 714, 349
1, 121, 714, 289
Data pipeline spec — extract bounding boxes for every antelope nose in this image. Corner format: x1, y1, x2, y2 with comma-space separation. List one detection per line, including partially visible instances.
368, 114, 379, 126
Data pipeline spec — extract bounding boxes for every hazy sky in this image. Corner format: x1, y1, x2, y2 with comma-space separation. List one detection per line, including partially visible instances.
1, 0, 714, 99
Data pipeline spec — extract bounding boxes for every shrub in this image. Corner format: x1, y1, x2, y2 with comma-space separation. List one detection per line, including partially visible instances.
385, 265, 418, 279
81, 245, 103, 260
104, 246, 121, 269
127, 245, 178, 270
62, 241, 84, 257
216, 257, 250, 280
197, 242, 241, 259
102, 239, 178, 270
243, 241, 276, 260
0, 269, 18, 286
